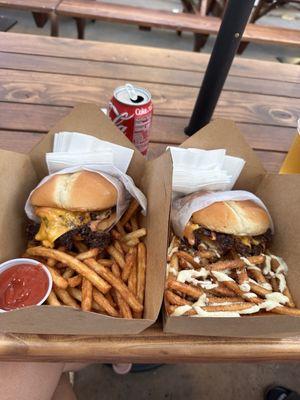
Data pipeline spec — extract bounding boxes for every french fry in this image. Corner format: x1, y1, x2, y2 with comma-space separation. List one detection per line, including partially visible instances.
68, 287, 103, 312
111, 229, 122, 240
120, 199, 139, 226
47, 266, 68, 289
125, 239, 140, 247
67, 275, 82, 288
168, 302, 257, 316
165, 290, 192, 306
122, 247, 136, 282
27, 247, 111, 294
54, 288, 80, 308
209, 255, 265, 271
130, 215, 138, 231
128, 262, 137, 296
270, 276, 279, 292
111, 263, 133, 319
122, 228, 146, 243
81, 277, 93, 312
46, 290, 61, 306
97, 259, 114, 267
107, 245, 125, 269
114, 240, 124, 255
93, 289, 119, 317
247, 268, 267, 284
283, 285, 296, 308
137, 242, 146, 308
96, 212, 116, 231
249, 282, 272, 297
76, 248, 99, 261
167, 279, 204, 298
237, 268, 248, 285
62, 268, 75, 279
125, 222, 132, 232
105, 292, 116, 308
84, 258, 143, 313
47, 258, 56, 267
208, 284, 238, 298
206, 296, 245, 304
116, 222, 126, 236
176, 251, 201, 269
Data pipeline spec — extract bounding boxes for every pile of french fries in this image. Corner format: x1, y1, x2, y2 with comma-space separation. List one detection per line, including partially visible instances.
165, 235, 300, 317
25, 200, 147, 319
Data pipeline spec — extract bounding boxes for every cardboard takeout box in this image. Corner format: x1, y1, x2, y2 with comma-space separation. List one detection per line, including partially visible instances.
163, 119, 300, 338
0, 104, 171, 335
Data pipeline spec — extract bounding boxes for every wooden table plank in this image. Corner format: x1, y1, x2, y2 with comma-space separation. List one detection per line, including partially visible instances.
1, 324, 300, 363
0, 0, 60, 12
0, 33, 299, 83
0, 69, 298, 127
57, 0, 300, 48
0, 103, 295, 153
1, 52, 299, 98
0, 129, 287, 173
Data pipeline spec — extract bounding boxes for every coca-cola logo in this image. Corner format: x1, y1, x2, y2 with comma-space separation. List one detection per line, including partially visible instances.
108, 101, 134, 134
135, 104, 153, 116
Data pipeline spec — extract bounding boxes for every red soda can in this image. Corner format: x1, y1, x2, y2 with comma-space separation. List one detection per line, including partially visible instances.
108, 83, 153, 155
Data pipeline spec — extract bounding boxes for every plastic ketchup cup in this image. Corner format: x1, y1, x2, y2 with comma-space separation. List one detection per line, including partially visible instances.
0, 258, 52, 312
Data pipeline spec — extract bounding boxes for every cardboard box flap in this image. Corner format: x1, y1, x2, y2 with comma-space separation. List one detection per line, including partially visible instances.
0, 306, 154, 335
0, 149, 37, 263
180, 119, 266, 192
141, 151, 173, 319
29, 103, 145, 183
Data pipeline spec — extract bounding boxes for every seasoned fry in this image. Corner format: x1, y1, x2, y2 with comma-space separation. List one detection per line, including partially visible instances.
249, 282, 272, 297
105, 292, 116, 308
130, 215, 139, 231
114, 240, 124, 255
68, 275, 82, 288
206, 296, 245, 304
247, 268, 267, 284
120, 199, 139, 226
46, 290, 61, 306
283, 285, 296, 308
122, 228, 146, 243
93, 289, 119, 317
237, 268, 248, 285
68, 287, 102, 312
122, 247, 136, 282
128, 262, 137, 296
81, 277, 93, 312
76, 248, 99, 261
62, 268, 75, 279
209, 255, 265, 271
165, 290, 192, 306
176, 251, 200, 269
167, 279, 204, 298
27, 247, 111, 294
54, 288, 80, 308
84, 258, 143, 313
111, 263, 133, 319
97, 259, 114, 267
107, 245, 125, 269
47, 266, 68, 290
116, 222, 126, 236
208, 284, 238, 298
137, 242, 146, 308
47, 258, 56, 267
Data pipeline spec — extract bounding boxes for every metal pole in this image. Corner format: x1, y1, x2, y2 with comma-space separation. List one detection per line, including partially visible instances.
185, 0, 255, 136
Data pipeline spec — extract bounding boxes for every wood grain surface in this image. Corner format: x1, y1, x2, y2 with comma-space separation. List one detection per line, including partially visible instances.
0, 32, 298, 361
1, 324, 300, 363
57, 0, 300, 47
0, 0, 60, 12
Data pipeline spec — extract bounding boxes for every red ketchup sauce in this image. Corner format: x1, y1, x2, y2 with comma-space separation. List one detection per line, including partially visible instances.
0, 264, 49, 311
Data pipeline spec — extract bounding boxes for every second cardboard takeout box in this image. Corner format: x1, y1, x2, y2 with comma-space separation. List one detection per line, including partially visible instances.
0, 104, 171, 335
162, 119, 300, 338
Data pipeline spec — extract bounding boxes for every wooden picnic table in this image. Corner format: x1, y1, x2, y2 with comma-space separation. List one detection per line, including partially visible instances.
0, 32, 299, 362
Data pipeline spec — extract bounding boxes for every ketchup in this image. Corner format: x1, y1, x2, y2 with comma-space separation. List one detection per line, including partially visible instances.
0, 264, 49, 311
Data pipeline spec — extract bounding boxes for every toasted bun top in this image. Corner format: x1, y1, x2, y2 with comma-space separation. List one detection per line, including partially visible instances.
30, 171, 118, 211
191, 200, 270, 236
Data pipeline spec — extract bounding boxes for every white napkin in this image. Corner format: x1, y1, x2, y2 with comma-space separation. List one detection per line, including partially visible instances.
168, 147, 245, 197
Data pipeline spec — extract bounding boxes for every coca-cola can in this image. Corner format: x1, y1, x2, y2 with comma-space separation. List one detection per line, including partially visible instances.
108, 84, 153, 155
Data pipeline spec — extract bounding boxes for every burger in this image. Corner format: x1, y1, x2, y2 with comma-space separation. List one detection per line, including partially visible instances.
182, 200, 272, 261
27, 171, 118, 250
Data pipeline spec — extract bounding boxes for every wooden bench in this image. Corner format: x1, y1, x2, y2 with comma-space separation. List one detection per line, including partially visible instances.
57, 0, 300, 50
0, 0, 60, 36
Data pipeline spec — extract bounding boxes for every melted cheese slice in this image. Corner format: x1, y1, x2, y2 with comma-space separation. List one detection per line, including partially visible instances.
35, 207, 90, 248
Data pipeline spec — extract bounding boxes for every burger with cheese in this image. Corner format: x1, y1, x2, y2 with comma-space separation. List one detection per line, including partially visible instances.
27, 171, 118, 249
182, 200, 272, 261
